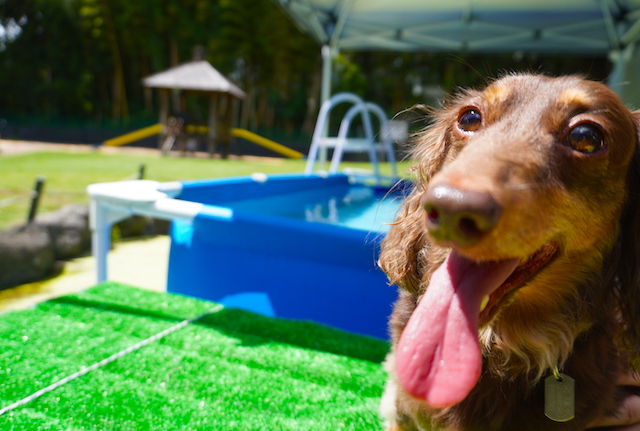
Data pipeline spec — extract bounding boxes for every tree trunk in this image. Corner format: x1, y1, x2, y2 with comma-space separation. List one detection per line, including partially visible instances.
98, 0, 128, 121
303, 64, 322, 136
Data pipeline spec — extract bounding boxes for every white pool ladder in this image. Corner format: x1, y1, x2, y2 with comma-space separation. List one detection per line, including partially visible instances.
305, 92, 397, 184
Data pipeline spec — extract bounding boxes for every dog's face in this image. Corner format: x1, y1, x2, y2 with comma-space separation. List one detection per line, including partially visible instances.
384, 74, 640, 409
423, 74, 636, 261
423, 74, 638, 322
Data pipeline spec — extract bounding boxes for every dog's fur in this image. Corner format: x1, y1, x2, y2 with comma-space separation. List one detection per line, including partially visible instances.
379, 74, 640, 430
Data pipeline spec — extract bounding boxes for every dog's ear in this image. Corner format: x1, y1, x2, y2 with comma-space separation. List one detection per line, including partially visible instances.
410, 110, 455, 183
379, 113, 452, 294
379, 187, 428, 294
614, 111, 640, 369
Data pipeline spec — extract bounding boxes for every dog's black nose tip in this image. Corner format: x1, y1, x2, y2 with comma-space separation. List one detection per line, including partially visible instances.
421, 184, 502, 246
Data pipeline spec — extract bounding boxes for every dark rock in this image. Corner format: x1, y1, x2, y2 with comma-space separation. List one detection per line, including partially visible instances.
116, 216, 170, 237
0, 223, 55, 288
146, 218, 171, 236
0, 203, 170, 289
115, 215, 149, 238
36, 204, 90, 259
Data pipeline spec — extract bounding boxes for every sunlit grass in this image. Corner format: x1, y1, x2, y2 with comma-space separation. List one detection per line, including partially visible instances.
0, 150, 410, 229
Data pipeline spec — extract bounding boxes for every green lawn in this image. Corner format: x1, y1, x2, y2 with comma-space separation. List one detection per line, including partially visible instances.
0, 282, 389, 430
0, 150, 408, 230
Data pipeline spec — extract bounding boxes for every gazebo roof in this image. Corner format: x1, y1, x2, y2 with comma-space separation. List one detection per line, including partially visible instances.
143, 61, 246, 99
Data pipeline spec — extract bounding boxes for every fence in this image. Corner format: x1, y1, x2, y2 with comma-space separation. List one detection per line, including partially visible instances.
0, 166, 146, 228
0, 177, 46, 224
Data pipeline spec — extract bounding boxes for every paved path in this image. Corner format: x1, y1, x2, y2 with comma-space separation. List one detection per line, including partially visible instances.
0, 139, 160, 156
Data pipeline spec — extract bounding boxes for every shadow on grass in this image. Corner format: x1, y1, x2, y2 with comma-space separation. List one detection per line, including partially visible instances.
198, 308, 390, 363
49, 296, 390, 364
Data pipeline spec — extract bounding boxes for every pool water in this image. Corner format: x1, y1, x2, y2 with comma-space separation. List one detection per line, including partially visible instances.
225, 184, 401, 233
168, 173, 409, 339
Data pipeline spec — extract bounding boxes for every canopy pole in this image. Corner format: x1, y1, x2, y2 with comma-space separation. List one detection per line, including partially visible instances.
319, 44, 336, 169
321, 45, 333, 105
608, 43, 640, 109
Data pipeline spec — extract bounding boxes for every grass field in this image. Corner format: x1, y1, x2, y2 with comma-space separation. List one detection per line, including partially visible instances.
0, 282, 389, 430
0, 149, 408, 230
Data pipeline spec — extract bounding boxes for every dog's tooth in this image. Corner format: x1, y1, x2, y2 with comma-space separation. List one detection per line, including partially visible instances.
480, 295, 490, 312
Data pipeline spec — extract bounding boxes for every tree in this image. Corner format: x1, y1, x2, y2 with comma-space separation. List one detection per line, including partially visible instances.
0, 0, 611, 144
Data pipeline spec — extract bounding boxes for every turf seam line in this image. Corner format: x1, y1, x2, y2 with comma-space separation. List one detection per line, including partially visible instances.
0, 304, 224, 416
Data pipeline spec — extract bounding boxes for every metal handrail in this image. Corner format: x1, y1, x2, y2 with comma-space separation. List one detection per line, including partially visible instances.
305, 92, 397, 185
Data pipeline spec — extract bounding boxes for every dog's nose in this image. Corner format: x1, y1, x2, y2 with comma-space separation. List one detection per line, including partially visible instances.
421, 184, 502, 246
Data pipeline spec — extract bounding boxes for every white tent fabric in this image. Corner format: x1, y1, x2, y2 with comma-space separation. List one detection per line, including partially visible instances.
274, 0, 640, 54
273, 0, 640, 105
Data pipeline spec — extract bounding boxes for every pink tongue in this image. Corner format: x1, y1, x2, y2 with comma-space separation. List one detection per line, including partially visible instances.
396, 251, 519, 408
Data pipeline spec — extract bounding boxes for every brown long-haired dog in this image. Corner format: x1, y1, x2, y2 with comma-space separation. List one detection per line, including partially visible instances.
378, 74, 640, 431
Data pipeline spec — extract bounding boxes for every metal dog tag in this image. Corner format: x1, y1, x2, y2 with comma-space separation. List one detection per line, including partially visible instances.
544, 373, 575, 422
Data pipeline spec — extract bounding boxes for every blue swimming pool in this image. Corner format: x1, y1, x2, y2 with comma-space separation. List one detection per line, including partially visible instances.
166, 173, 406, 339
226, 183, 397, 233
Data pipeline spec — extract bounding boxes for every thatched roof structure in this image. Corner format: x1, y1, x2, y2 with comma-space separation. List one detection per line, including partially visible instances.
143, 61, 246, 99
142, 59, 245, 157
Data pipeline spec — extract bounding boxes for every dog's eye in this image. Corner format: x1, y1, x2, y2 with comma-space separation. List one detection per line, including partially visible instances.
567, 123, 604, 154
458, 109, 482, 132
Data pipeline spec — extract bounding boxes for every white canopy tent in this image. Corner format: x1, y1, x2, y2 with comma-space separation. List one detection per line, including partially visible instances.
272, 0, 640, 106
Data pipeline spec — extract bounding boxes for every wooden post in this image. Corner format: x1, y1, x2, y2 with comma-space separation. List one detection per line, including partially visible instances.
219, 94, 233, 159
27, 176, 46, 223
207, 93, 219, 157
230, 96, 243, 157
158, 89, 169, 149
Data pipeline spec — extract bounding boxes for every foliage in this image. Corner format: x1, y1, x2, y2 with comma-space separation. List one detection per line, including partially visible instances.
0, 0, 612, 140
0, 0, 320, 136
333, 51, 612, 116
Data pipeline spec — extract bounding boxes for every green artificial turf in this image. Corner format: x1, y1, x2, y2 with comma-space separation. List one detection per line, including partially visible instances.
0, 282, 390, 430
